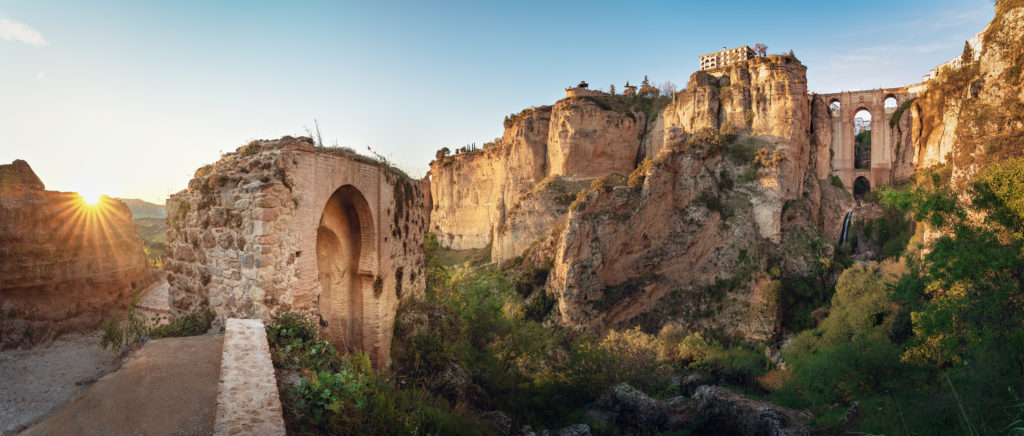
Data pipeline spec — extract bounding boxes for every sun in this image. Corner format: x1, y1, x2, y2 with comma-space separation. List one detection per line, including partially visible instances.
80, 190, 104, 206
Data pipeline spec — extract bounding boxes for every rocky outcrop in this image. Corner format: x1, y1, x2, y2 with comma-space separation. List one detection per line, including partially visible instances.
549, 56, 846, 335
691, 385, 812, 435
547, 97, 645, 179
430, 97, 647, 263
647, 55, 813, 202
165, 137, 427, 365
549, 137, 834, 336
429, 106, 550, 254
593, 383, 810, 434
0, 160, 153, 349
911, 0, 1024, 186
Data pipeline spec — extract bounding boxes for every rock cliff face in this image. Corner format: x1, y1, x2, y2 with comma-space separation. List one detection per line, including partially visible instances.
548, 57, 856, 335
429, 106, 550, 254
429, 55, 864, 337
165, 137, 427, 365
0, 160, 153, 349
911, 0, 1024, 185
548, 138, 847, 336
547, 97, 646, 179
430, 98, 650, 263
646, 55, 812, 202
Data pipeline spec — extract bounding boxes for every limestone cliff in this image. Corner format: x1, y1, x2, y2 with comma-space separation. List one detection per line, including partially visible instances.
548, 56, 859, 335
0, 160, 153, 349
430, 97, 650, 263
429, 106, 550, 252
911, 0, 1024, 186
548, 135, 849, 337
547, 97, 646, 179
430, 55, 859, 338
646, 55, 813, 205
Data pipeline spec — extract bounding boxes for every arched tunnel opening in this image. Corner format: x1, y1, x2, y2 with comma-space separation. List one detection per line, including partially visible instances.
854, 109, 872, 170
854, 176, 871, 200
316, 185, 374, 352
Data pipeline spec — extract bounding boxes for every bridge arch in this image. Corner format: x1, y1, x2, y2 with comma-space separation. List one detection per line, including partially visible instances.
316, 184, 377, 351
853, 108, 873, 171
828, 99, 841, 117
853, 176, 871, 199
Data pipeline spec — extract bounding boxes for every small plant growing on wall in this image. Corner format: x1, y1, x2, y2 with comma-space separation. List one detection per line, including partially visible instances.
373, 276, 384, 297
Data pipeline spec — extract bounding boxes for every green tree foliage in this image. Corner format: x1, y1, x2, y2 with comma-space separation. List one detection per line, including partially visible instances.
881, 161, 1024, 373
266, 311, 486, 435
781, 261, 912, 406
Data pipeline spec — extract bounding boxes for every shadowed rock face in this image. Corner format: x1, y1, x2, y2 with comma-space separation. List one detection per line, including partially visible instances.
0, 160, 153, 349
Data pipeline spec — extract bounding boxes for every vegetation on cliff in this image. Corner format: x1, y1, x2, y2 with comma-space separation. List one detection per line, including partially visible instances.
768, 160, 1024, 434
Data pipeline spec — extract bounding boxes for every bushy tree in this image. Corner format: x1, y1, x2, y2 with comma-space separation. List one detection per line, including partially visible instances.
881, 162, 1024, 374
754, 43, 767, 57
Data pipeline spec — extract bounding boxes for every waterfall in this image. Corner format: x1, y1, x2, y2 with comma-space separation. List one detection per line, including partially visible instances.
840, 210, 853, 246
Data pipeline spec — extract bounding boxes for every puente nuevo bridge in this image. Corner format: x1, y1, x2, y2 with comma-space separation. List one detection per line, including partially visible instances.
819, 87, 917, 196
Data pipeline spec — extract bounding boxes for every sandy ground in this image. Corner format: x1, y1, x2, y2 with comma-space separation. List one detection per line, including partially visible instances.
22, 334, 223, 436
0, 331, 122, 435
0, 277, 192, 435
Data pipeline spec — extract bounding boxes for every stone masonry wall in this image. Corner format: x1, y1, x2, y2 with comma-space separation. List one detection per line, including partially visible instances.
165, 137, 427, 365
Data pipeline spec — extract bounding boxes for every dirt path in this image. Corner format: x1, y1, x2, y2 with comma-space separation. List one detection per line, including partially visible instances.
136, 278, 172, 327
22, 334, 223, 436
0, 332, 122, 435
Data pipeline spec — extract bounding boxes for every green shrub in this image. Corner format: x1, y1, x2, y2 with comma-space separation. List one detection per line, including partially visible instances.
266, 310, 486, 435
628, 158, 653, 189
99, 299, 148, 352
829, 174, 844, 189
690, 345, 769, 388
266, 311, 343, 372
267, 311, 320, 346
726, 137, 762, 165
149, 309, 215, 339
523, 292, 556, 322
889, 97, 917, 128
590, 174, 626, 193
240, 140, 261, 157
696, 190, 724, 215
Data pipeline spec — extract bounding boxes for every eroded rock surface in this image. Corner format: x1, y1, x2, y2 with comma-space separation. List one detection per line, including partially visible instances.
0, 160, 153, 349
549, 57, 852, 335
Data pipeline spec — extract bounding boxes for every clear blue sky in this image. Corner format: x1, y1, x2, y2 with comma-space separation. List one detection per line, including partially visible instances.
0, 0, 994, 203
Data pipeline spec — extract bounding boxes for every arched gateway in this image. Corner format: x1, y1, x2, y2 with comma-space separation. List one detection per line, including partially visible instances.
164, 137, 428, 367
316, 185, 376, 351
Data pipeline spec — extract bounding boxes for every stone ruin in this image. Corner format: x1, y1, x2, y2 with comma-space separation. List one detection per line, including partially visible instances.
164, 137, 428, 365
0, 160, 154, 349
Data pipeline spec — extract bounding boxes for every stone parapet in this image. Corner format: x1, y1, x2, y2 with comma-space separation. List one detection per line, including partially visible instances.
214, 318, 285, 436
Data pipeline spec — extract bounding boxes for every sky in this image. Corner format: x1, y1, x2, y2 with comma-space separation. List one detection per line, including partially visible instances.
0, 0, 995, 204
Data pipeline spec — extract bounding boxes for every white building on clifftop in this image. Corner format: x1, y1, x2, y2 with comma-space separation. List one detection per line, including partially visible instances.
699, 46, 755, 71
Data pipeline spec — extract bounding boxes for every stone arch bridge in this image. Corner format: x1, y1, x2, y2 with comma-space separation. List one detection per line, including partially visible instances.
165, 137, 428, 365
817, 87, 916, 195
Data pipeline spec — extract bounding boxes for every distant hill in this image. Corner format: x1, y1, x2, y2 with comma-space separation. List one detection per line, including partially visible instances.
117, 198, 166, 219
